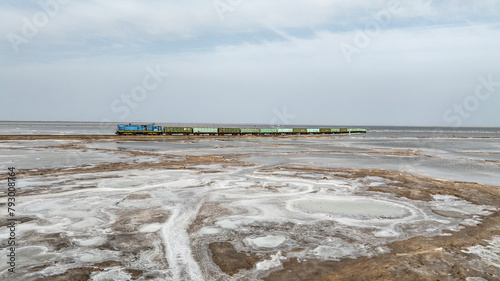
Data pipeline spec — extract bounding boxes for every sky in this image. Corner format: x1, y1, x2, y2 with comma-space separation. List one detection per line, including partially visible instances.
1, 0, 500, 126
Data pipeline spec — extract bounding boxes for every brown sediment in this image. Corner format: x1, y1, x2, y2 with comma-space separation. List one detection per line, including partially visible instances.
34, 267, 101, 281
0, 216, 37, 228
209, 242, 263, 276
21, 231, 72, 251
125, 269, 144, 279
92, 261, 123, 267
30, 264, 52, 271
250, 183, 286, 191
265, 210, 500, 281
95, 232, 169, 271
124, 193, 152, 200
34, 262, 147, 281
188, 201, 232, 234
109, 207, 169, 233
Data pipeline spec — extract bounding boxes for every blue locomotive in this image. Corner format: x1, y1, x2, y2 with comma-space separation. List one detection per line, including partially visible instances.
116, 124, 163, 135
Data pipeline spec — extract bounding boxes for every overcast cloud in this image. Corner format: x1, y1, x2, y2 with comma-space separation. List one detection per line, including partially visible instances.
1, 0, 500, 126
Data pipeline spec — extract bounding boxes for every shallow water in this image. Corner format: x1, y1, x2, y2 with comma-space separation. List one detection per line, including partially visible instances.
290, 198, 412, 220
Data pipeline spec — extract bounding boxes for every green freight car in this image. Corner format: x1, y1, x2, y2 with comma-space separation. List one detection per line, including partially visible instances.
260, 128, 278, 134
277, 128, 293, 134
218, 128, 241, 134
293, 128, 307, 133
241, 128, 260, 134
307, 128, 320, 133
163, 127, 193, 134
193, 127, 218, 134
347, 128, 367, 133
319, 128, 332, 133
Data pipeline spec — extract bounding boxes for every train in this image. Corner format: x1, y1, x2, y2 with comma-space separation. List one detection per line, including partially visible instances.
116, 124, 367, 135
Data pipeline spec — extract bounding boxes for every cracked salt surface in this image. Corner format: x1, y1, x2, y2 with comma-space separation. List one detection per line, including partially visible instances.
1, 166, 494, 280
2, 136, 499, 280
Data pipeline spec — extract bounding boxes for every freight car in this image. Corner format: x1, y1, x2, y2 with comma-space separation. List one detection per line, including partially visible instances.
116, 124, 366, 135
193, 127, 218, 135
241, 128, 260, 134
163, 127, 193, 134
218, 128, 241, 135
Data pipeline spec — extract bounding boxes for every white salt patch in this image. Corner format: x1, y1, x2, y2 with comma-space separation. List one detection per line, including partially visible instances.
105, 179, 143, 188
364, 176, 387, 182
246, 235, 287, 248
80, 253, 103, 262
312, 245, 357, 260
215, 219, 241, 230
431, 194, 491, 215
74, 236, 106, 246
91, 268, 133, 281
461, 219, 482, 226
290, 197, 411, 220
463, 236, 500, 269
373, 229, 400, 237
255, 251, 286, 271
368, 182, 385, 187
194, 164, 222, 169
300, 173, 321, 179
199, 227, 222, 235
70, 217, 103, 230
139, 223, 163, 233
